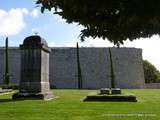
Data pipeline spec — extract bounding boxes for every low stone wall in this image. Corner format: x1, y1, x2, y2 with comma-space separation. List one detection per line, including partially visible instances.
145, 83, 160, 89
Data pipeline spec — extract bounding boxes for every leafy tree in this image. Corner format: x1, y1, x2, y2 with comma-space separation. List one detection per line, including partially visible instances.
4, 37, 10, 85
109, 48, 115, 88
36, 0, 160, 45
76, 42, 82, 89
2, 37, 12, 87
143, 60, 160, 83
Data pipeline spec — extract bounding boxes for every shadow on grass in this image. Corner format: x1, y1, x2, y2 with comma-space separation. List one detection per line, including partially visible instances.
0, 98, 24, 103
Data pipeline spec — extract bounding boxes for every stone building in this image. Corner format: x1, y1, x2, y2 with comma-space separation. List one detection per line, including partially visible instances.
0, 46, 145, 89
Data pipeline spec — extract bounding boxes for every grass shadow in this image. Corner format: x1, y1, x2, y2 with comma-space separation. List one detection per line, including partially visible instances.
0, 98, 24, 103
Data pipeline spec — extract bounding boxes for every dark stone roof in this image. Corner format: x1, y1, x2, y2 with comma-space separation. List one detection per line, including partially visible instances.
23, 35, 48, 46
20, 35, 50, 52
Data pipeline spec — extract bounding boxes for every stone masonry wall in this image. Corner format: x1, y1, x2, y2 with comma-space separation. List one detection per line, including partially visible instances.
0, 47, 21, 84
0, 47, 145, 89
145, 83, 160, 89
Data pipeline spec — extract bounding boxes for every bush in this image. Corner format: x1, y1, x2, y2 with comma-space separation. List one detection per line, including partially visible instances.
143, 60, 160, 83
0, 84, 19, 90
50, 85, 57, 89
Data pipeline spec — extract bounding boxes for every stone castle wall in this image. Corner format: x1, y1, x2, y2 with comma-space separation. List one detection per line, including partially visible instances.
0, 47, 145, 89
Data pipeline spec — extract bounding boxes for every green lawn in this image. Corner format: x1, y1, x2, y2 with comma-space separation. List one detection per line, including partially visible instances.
0, 89, 159, 120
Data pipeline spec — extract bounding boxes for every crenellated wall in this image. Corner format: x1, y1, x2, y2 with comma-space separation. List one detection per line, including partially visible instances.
0, 47, 145, 89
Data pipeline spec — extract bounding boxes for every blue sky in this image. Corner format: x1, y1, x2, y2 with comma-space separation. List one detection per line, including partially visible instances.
0, 0, 160, 70
0, 0, 83, 47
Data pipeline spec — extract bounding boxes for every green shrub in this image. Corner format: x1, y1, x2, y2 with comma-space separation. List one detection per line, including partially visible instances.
0, 84, 19, 90
143, 60, 160, 83
50, 85, 57, 89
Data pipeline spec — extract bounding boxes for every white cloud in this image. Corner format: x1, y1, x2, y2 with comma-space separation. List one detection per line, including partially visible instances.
65, 37, 113, 47
31, 28, 40, 35
64, 36, 160, 70
65, 41, 77, 47
49, 41, 56, 47
0, 8, 41, 37
80, 38, 113, 47
31, 9, 40, 18
9, 40, 17, 46
22, 8, 29, 15
123, 35, 160, 70
0, 8, 26, 36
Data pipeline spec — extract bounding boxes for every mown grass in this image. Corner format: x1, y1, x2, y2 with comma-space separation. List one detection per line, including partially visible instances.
0, 89, 159, 120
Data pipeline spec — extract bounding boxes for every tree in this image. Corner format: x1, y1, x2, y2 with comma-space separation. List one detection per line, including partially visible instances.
109, 48, 115, 88
4, 37, 10, 85
76, 42, 82, 89
36, 0, 160, 45
143, 60, 160, 83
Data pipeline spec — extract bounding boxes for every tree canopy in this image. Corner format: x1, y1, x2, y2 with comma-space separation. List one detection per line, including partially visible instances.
36, 0, 160, 45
